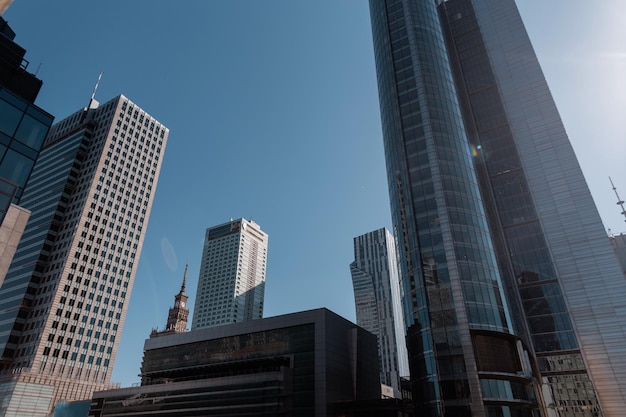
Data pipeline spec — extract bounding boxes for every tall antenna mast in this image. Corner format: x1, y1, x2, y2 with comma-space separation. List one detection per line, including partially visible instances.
91, 70, 104, 101
81, 70, 104, 121
610, 177, 626, 223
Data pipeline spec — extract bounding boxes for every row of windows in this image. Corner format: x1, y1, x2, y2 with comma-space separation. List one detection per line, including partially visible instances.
34, 98, 164, 377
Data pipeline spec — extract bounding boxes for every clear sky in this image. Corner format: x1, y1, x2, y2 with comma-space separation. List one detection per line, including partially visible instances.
3, 1, 624, 388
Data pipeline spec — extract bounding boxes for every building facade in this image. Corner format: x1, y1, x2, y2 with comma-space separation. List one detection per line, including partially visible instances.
350, 227, 409, 397
90, 308, 380, 417
369, 1, 626, 416
191, 218, 268, 330
609, 233, 626, 275
0, 94, 168, 415
0, 17, 53, 287
370, 1, 539, 415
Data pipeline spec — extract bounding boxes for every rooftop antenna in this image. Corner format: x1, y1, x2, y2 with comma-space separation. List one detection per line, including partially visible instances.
81, 71, 103, 122
83, 70, 104, 116
91, 70, 104, 101
609, 177, 626, 223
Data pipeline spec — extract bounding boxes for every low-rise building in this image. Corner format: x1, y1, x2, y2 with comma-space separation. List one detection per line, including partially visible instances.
89, 308, 381, 417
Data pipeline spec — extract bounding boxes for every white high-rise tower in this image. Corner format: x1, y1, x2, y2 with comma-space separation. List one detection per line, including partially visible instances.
192, 218, 267, 330
0, 94, 168, 415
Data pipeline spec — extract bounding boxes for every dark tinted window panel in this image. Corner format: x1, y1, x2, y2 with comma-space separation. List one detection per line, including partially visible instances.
0, 99, 22, 137
0, 148, 34, 187
491, 170, 537, 226
15, 113, 49, 149
504, 222, 556, 280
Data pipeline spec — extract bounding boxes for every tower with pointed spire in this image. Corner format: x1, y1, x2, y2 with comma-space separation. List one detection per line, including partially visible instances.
151, 263, 190, 338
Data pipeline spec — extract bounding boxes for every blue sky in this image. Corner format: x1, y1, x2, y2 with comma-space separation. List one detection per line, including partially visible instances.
3, 1, 624, 388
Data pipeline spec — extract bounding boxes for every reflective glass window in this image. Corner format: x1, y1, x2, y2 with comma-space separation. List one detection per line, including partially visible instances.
0, 177, 16, 196
0, 149, 34, 188
0, 191, 10, 214
0, 99, 22, 137
15, 114, 48, 149
481, 379, 529, 401
0, 132, 10, 146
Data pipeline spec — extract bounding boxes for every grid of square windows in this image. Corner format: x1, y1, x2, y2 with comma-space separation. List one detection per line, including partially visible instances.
6, 95, 168, 387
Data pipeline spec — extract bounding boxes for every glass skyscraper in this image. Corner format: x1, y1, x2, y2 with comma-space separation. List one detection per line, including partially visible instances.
350, 227, 409, 397
0, 95, 168, 415
0, 17, 53, 287
0, 17, 51, 202
369, 1, 626, 416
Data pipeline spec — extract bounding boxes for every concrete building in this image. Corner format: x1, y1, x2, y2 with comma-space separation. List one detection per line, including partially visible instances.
191, 218, 268, 330
350, 227, 409, 397
89, 308, 380, 417
0, 94, 168, 415
0, 17, 53, 287
369, 0, 626, 416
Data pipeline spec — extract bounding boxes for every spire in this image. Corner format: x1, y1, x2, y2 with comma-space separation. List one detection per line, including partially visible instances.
87, 70, 103, 110
151, 260, 190, 338
180, 260, 188, 294
91, 70, 103, 101
81, 71, 103, 123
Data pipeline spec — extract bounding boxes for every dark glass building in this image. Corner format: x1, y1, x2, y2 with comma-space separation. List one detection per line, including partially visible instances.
0, 17, 53, 287
89, 309, 381, 417
0, 17, 52, 203
369, 1, 626, 416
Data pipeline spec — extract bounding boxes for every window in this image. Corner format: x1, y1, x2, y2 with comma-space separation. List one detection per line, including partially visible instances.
0, 99, 22, 136
0, 149, 34, 187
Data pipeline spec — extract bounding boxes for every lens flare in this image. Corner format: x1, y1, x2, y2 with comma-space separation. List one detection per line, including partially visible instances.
161, 237, 178, 272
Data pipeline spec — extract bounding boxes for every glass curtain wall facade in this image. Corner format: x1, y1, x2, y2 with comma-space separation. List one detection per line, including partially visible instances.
370, 0, 626, 416
438, 2, 605, 415
0, 126, 90, 360
350, 227, 409, 396
0, 87, 52, 287
0, 17, 53, 288
0, 87, 52, 203
90, 309, 381, 417
440, 1, 626, 415
0, 17, 52, 204
369, 1, 538, 416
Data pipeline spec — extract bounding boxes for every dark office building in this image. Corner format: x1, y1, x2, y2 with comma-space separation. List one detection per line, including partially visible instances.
0, 17, 53, 286
0, 16, 43, 103
89, 308, 381, 417
369, 1, 626, 416
0, 16, 51, 201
